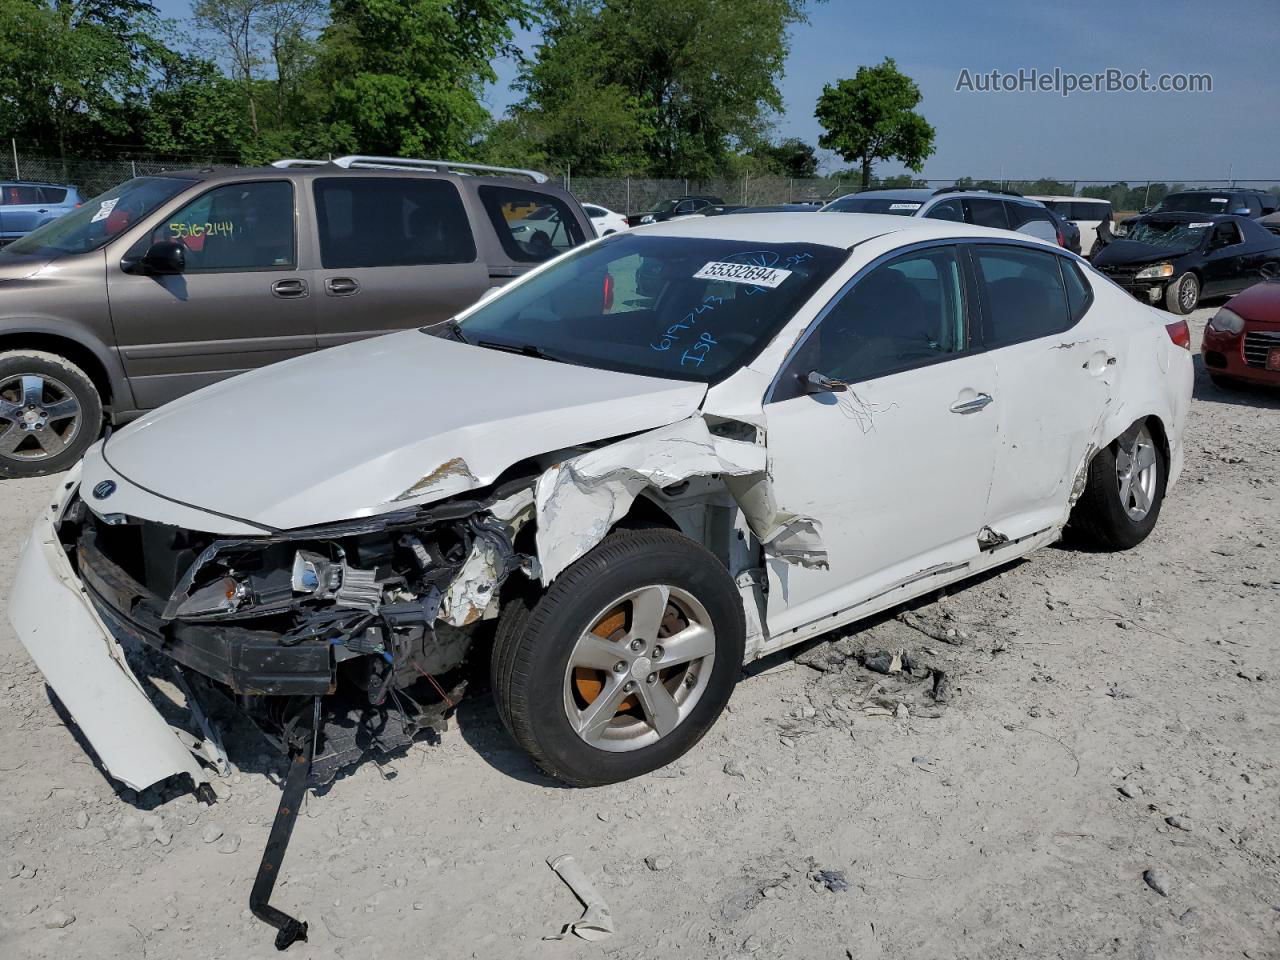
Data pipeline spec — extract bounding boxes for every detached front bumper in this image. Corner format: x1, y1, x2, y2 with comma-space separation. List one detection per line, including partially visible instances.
8, 492, 213, 791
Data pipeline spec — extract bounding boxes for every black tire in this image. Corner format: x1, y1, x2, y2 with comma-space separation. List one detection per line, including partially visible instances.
0, 350, 103, 479
491, 527, 744, 786
1070, 420, 1167, 551
1164, 272, 1199, 315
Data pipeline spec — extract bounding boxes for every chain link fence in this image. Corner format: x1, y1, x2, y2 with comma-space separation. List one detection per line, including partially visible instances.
3, 147, 1278, 215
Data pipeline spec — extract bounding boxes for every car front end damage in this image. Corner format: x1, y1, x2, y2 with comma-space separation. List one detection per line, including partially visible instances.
12, 461, 541, 947
9, 410, 825, 948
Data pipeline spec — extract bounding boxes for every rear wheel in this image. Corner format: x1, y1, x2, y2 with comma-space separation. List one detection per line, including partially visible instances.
1164, 272, 1199, 315
1070, 419, 1167, 550
491, 527, 744, 786
0, 351, 102, 479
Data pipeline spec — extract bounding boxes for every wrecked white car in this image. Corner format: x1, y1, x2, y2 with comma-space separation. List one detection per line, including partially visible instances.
10, 213, 1191, 941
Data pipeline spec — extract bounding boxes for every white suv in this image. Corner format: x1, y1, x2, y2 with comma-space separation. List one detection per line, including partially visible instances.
824, 188, 1062, 245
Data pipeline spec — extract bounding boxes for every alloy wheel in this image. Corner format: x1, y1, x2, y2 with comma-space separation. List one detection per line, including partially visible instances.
0, 374, 82, 463
562, 584, 716, 752
1116, 423, 1159, 522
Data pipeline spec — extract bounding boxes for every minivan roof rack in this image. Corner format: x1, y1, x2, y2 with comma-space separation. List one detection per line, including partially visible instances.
270, 155, 549, 183
933, 186, 1025, 198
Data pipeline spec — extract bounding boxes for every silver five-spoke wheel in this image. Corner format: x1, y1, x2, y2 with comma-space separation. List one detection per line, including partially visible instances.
0, 373, 83, 463
563, 584, 716, 752
1116, 422, 1159, 521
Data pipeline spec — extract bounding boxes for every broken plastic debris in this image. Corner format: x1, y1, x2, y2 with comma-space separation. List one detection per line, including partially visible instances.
534, 416, 826, 584
545, 854, 615, 942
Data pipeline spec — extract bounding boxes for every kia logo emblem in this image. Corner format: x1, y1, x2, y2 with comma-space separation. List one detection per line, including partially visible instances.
92, 480, 117, 500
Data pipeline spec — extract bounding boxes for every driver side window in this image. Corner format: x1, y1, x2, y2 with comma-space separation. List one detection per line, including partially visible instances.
781, 245, 968, 396
1212, 222, 1242, 248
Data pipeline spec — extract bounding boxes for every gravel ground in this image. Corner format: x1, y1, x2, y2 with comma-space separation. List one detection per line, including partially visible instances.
1, 307, 1277, 960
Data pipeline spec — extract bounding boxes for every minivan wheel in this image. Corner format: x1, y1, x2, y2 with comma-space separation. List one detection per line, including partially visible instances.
0, 351, 103, 479
1069, 419, 1167, 550
1164, 272, 1199, 314
491, 527, 744, 786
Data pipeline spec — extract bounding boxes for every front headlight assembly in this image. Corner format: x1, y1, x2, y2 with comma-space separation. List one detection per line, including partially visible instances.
1135, 262, 1175, 280
1207, 307, 1245, 335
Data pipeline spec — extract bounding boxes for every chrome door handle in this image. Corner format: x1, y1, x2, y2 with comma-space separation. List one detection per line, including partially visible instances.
950, 392, 994, 414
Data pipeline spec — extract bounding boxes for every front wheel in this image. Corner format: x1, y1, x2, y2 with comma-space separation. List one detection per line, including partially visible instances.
0, 351, 103, 479
1069, 419, 1167, 550
1164, 272, 1199, 315
491, 527, 744, 786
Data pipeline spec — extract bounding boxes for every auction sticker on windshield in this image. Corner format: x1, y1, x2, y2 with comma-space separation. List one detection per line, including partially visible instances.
694, 261, 793, 288
90, 198, 119, 223
889, 203, 922, 211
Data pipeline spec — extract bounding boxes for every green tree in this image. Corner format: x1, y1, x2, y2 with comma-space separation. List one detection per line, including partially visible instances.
750, 137, 818, 178
0, 0, 160, 170
315, 0, 534, 158
508, 0, 812, 177
815, 57, 935, 189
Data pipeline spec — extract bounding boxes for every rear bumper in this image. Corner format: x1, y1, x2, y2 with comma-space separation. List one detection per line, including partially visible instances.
8, 497, 211, 791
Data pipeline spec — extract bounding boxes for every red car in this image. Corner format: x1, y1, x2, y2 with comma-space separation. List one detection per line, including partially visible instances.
1202, 280, 1280, 388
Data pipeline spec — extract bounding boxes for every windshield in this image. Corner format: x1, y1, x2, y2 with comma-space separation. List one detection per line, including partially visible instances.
1151, 193, 1231, 214
0, 176, 194, 257
452, 234, 847, 383
647, 199, 681, 215
823, 196, 922, 216
1127, 218, 1212, 251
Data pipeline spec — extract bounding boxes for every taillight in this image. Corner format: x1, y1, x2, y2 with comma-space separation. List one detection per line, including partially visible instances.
1057, 230, 1065, 247
602, 272, 614, 311
1165, 319, 1191, 350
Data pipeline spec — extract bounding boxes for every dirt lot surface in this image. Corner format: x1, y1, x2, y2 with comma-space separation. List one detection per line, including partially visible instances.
1, 308, 1277, 960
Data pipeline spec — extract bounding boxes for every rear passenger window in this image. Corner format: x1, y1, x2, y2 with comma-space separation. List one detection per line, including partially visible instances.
1007, 204, 1052, 229
314, 178, 475, 268
38, 187, 68, 204
1062, 259, 1093, 322
973, 245, 1074, 348
479, 186, 586, 263
965, 198, 1009, 229
154, 180, 295, 272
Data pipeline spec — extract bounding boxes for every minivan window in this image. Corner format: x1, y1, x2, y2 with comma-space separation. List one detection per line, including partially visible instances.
924, 198, 964, 222
38, 187, 68, 204
1006, 203, 1053, 229
314, 178, 475, 269
973, 245, 1073, 348
454, 234, 845, 382
0, 177, 193, 257
780, 245, 967, 395
153, 180, 295, 272
479, 185, 585, 263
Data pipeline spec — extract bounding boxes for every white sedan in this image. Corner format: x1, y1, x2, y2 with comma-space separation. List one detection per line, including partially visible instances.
10, 214, 1193, 797
582, 202, 629, 235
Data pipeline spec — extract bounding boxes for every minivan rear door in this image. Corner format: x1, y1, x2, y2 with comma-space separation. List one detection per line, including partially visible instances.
310, 176, 489, 347
106, 178, 318, 409
0, 184, 45, 239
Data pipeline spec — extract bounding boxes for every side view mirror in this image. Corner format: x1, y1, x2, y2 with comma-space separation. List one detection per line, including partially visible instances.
804, 370, 848, 394
127, 239, 186, 276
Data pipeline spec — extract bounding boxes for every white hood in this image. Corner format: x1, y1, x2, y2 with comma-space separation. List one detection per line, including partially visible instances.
99, 330, 706, 530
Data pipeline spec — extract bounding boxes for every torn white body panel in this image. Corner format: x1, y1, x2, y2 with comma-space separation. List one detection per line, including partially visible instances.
8, 505, 210, 791
533, 416, 826, 586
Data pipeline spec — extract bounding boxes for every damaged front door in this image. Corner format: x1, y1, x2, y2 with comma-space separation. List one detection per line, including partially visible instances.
761, 243, 998, 636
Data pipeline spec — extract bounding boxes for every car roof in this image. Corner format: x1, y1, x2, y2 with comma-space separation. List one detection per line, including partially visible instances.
145, 165, 552, 190
639, 211, 1062, 250
1028, 195, 1111, 204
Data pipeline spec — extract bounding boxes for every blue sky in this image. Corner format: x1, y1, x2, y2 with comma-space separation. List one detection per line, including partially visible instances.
156, 0, 1280, 183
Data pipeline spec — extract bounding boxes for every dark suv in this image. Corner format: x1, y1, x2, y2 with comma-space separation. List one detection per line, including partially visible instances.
0, 156, 593, 478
